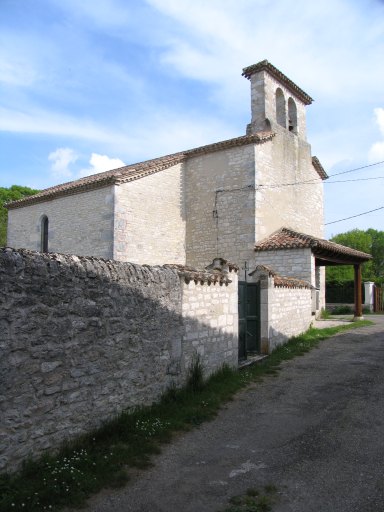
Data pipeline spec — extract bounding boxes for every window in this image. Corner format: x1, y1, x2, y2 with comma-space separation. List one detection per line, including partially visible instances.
288, 97, 298, 133
275, 88, 286, 128
41, 215, 49, 253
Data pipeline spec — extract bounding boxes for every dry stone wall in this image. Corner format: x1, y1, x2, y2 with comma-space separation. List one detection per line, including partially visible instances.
0, 248, 238, 473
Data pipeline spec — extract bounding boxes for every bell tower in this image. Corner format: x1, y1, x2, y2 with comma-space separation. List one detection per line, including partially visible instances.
242, 60, 313, 140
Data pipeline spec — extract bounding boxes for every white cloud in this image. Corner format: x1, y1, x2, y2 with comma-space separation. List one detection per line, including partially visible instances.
374, 107, 384, 136
147, 0, 384, 101
78, 153, 126, 178
0, 105, 130, 147
48, 148, 78, 178
368, 108, 384, 162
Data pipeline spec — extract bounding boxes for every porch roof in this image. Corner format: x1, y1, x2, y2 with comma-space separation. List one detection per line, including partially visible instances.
254, 227, 372, 266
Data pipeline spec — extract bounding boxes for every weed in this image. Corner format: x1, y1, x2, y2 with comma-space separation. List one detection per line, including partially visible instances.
186, 353, 205, 393
320, 308, 331, 319
0, 320, 373, 512
223, 486, 277, 511
331, 305, 353, 314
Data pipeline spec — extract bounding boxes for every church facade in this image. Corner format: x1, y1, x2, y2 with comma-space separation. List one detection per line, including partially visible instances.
7, 59, 373, 354
7, 60, 325, 270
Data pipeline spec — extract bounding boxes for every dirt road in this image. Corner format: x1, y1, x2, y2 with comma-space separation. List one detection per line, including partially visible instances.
83, 316, 384, 512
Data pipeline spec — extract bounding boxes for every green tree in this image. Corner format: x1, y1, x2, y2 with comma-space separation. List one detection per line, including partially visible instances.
326, 228, 384, 283
0, 185, 39, 246
367, 228, 384, 281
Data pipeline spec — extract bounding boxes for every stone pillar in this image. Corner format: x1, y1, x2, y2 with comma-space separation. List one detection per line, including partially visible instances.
364, 281, 375, 312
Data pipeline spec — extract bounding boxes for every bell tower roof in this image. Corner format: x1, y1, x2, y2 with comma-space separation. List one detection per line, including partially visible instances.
242, 60, 313, 106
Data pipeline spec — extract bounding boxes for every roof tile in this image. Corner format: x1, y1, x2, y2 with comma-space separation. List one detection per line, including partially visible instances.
254, 227, 372, 262
6, 132, 274, 209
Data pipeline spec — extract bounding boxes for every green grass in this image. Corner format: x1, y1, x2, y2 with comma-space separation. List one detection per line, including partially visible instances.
0, 320, 373, 512
221, 485, 278, 512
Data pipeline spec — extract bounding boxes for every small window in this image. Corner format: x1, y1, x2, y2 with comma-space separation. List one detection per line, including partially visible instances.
288, 97, 298, 133
41, 215, 49, 253
275, 88, 286, 128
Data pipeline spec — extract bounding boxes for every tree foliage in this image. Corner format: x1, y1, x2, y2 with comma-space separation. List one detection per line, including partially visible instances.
0, 185, 39, 246
326, 228, 384, 283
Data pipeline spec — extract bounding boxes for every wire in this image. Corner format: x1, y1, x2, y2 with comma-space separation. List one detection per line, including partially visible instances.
257, 159, 384, 189
258, 176, 384, 189
328, 160, 384, 177
326, 177, 384, 184
325, 206, 384, 225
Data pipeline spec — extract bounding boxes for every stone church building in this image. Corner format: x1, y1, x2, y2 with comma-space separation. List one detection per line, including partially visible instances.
6, 60, 371, 354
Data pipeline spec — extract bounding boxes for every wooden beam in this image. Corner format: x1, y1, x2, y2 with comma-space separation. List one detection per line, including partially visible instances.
354, 264, 363, 318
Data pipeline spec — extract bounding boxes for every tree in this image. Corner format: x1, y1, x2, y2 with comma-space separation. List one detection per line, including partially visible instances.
326, 228, 384, 283
367, 229, 384, 281
0, 185, 39, 246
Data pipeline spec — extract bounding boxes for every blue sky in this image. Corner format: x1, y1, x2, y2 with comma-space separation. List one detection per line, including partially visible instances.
1, 0, 384, 238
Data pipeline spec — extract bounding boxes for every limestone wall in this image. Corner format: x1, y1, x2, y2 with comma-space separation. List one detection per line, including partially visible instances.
254, 125, 324, 242
250, 268, 313, 354
185, 145, 256, 269
7, 186, 115, 259
252, 249, 325, 313
113, 165, 186, 265
267, 286, 313, 352
0, 248, 238, 473
181, 275, 239, 374
252, 248, 313, 283
248, 70, 308, 139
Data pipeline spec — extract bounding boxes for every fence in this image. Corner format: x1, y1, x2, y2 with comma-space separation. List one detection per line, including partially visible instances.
374, 285, 384, 312
325, 281, 364, 304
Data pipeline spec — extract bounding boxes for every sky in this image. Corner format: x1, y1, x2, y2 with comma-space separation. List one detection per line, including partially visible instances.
1, 0, 384, 239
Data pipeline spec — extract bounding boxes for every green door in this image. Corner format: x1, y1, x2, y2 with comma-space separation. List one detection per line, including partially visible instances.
238, 281, 260, 360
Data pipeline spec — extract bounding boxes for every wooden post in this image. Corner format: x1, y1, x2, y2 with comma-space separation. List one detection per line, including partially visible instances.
354, 264, 363, 319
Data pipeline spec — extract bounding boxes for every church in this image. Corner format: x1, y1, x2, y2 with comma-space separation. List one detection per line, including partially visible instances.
6, 60, 371, 353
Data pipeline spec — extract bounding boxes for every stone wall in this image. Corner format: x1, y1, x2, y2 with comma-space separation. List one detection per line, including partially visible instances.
249, 266, 313, 353
185, 145, 256, 269
254, 126, 324, 242
181, 276, 239, 374
267, 285, 313, 352
7, 186, 115, 259
253, 248, 313, 283
252, 249, 325, 313
113, 164, 186, 265
0, 248, 238, 473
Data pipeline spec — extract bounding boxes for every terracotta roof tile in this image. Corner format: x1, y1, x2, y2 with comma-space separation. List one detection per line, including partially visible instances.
254, 227, 372, 263
242, 60, 313, 105
6, 131, 274, 210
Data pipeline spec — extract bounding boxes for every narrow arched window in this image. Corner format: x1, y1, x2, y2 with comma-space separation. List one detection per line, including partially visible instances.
41, 215, 49, 253
288, 97, 298, 133
275, 88, 286, 128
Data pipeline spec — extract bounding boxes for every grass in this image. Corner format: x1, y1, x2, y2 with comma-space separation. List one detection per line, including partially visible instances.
221, 485, 278, 512
0, 320, 373, 512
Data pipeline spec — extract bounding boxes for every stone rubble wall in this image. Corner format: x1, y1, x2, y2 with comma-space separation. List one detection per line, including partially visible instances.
0, 248, 238, 473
